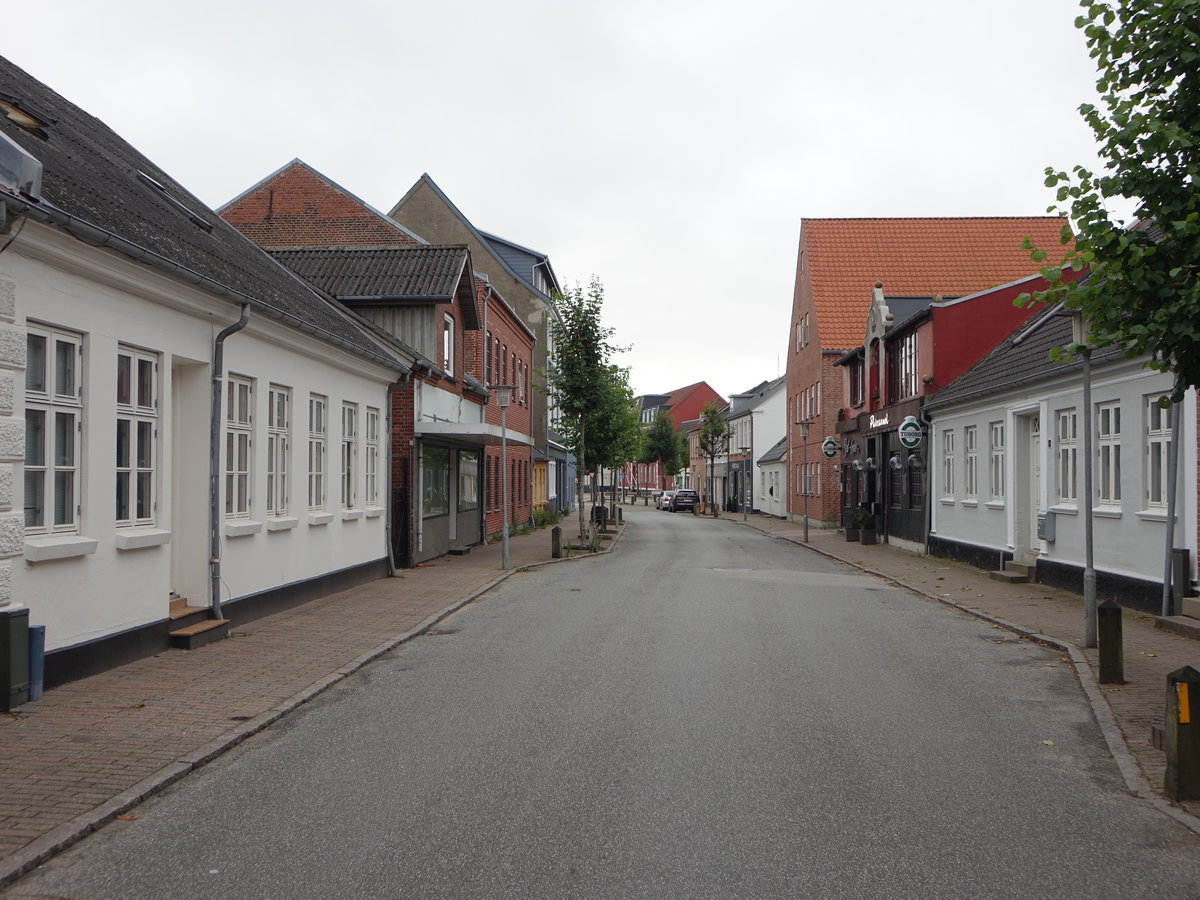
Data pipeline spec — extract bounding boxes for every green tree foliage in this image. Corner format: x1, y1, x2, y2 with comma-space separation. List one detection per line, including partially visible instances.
640, 410, 687, 479
1021, 0, 1200, 400
697, 401, 732, 516
546, 277, 624, 536
586, 365, 642, 473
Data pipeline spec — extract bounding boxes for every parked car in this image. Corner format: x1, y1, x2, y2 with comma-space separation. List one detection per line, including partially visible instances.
657, 490, 675, 510
670, 489, 698, 512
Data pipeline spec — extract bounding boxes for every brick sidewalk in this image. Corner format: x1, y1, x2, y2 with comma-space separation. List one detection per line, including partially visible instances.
723, 511, 1200, 827
0, 517, 620, 886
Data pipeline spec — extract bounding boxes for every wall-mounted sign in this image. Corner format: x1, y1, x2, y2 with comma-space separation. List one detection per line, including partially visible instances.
869, 414, 890, 429
821, 436, 839, 458
898, 415, 923, 449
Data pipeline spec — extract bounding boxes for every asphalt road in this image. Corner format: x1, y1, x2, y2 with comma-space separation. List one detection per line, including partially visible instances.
9, 506, 1200, 899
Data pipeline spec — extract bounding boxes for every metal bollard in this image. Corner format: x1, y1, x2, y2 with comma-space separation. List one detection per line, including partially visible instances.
552, 525, 562, 559
1097, 599, 1124, 683
1165, 665, 1200, 801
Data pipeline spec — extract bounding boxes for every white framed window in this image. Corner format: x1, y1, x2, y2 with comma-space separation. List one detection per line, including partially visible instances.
365, 406, 380, 507
1097, 401, 1121, 505
267, 385, 290, 517
341, 402, 358, 509
941, 429, 955, 498
964, 425, 978, 499
225, 374, 253, 518
442, 314, 454, 376
25, 325, 83, 533
1056, 409, 1077, 504
309, 394, 327, 511
116, 346, 158, 525
898, 332, 918, 399
989, 422, 1005, 502
1146, 395, 1171, 508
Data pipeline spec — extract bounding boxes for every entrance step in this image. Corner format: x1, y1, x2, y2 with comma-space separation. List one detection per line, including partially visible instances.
169, 598, 208, 620
1155, 615, 1200, 642
988, 570, 1029, 583
169, 619, 230, 650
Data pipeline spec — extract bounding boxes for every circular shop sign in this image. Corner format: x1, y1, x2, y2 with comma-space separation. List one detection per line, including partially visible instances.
821, 436, 839, 458
898, 416, 923, 450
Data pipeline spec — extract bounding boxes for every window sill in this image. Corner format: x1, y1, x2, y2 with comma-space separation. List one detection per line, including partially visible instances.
341, 508, 364, 521
1094, 506, 1122, 519
224, 520, 263, 538
985, 501, 1005, 510
266, 516, 299, 532
115, 527, 172, 550
1048, 505, 1078, 516
939, 498, 955, 506
1135, 509, 1169, 522
308, 511, 334, 527
961, 500, 979, 508
25, 534, 99, 562
364, 506, 384, 519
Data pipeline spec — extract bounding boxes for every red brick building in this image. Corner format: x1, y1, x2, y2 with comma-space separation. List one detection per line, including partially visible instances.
785, 217, 1071, 528
221, 160, 533, 563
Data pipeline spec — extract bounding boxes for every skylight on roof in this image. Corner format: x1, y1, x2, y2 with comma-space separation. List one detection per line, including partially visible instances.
0, 94, 52, 140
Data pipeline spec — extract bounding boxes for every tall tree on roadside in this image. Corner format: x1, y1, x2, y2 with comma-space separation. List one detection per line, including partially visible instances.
1020, 1, 1200, 614
547, 277, 619, 541
586, 365, 643, 520
640, 410, 687, 490
697, 401, 732, 517
1021, 0, 1200, 393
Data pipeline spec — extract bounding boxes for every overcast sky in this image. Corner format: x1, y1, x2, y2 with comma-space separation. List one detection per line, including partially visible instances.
9, 0, 1109, 400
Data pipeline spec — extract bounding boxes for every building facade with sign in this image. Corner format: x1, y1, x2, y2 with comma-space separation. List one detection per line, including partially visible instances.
833, 274, 1066, 550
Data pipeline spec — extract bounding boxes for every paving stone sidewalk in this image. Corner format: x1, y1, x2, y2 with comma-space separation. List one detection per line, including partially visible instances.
723, 510, 1200, 829
0, 518, 621, 886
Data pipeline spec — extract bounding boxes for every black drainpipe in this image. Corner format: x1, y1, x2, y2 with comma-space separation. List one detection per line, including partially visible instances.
210, 306, 250, 619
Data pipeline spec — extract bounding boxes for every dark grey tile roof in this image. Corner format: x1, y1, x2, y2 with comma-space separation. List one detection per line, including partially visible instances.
925, 306, 1125, 411
758, 436, 788, 464
268, 246, 470, 301
0, 56, 404, 370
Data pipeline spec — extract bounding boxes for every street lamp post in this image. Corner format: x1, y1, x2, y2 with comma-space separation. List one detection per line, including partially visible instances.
494, 385, 514, 571
739, 446, 752, 521
798, 419, 811, 543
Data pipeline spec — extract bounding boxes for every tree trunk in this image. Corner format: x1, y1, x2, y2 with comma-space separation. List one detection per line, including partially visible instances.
576, 416, 587, 544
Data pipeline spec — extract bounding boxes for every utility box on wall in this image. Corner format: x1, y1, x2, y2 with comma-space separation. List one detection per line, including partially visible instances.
1037, 511, 1056, 542
1, 605, 30, 711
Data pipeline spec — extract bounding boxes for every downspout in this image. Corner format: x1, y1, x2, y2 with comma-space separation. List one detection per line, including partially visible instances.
210, 305, 250, 619
920, 405, 933, 556
480, 278, 493, 547
385, 375, 411, 576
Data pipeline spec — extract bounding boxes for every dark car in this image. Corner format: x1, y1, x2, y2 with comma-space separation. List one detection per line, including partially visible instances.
669, 489, 698, 512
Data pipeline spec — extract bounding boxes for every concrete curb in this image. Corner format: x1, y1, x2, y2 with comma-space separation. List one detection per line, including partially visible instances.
0, 520, 630, 889
735, 518, 1200, 836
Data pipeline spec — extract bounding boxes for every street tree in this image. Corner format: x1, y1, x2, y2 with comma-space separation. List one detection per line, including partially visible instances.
1020, 0, 1200, 617
697, 401, 732, 517
585, 365, 642, 521
1021, 0, 1200, 400
546, 277, 620, 541
640, 410, 687, 491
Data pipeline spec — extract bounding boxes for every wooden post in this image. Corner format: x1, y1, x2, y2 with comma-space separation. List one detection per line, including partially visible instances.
552, 525, 562, 559
1165, 665, 1200, 801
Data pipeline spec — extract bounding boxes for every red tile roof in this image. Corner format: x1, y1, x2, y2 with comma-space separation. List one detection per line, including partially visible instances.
802, 217, 1070, 349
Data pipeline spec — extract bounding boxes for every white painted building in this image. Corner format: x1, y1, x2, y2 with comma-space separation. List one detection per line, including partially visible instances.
926, 308, 1195, 610
1, 55, 410, 690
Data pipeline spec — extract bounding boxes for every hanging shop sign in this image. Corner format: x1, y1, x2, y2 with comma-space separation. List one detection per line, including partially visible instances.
898, 415, 923, 450
821, 436, 839, 458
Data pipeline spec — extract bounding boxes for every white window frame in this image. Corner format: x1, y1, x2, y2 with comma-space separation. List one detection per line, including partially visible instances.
116, 346, 158, 526
442, 314, 454, 376
898, 332, 918, 399
1056, 409, 1077, 504
964, 425, 978, 500
341, 402, 359, 509
309, 394, 327, 511
989, 422, 1005, 502
941, 429, 955, 499
1146, 395, 1171, 509
225, 374, 254, 519
267, 385, 291, 517
365, 406, 380, 507
25, 324, 83, 534
1097, 401, 1122, 505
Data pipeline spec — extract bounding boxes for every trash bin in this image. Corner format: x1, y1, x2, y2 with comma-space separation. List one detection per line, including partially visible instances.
591, 505, 607, 525
1, 605, 29, 711
28, 625, 45, 702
